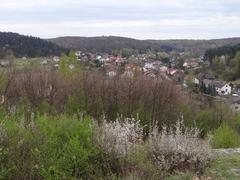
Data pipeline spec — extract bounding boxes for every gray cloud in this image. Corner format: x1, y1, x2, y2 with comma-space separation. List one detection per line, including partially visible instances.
0, 0, 239, 39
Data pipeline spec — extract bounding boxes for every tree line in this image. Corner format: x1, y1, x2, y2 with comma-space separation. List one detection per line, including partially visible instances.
204, 43, 240, 63
0, 66, 235, 137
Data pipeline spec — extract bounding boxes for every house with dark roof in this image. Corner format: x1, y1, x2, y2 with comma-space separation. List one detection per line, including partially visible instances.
167, 68, 185, 84
194, 73, 216, 89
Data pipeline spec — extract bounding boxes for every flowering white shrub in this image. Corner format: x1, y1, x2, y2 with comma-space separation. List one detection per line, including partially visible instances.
95, 117, 212, 178
148, 120, 212, 176
96, 117, 144, 157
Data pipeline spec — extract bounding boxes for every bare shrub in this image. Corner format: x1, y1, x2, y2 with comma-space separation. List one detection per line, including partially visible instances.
148, 119, 212, 177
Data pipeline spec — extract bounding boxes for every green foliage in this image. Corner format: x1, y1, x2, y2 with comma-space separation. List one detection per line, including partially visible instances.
59, 52, 82, 78
204, 155, 240, 179
37, 100, 51, 115
195, 110, 213, 137
212, 124, 240, 148
156, 52, 170, 62
206, 49, 240, 80
231, 115, 240, 134
120, 48, 136, 58
34, 115, 100, 179
65, 95, 84, 115
0, 70, 7, 94
194, 107, 229, 138
59, 53, 69, 76
0, 115, 105, 179
164, 173, 193, 180
235, 51, 240, 76
112, 50, 120, 56
205, 43, 240, 62
185, 73, 195, 90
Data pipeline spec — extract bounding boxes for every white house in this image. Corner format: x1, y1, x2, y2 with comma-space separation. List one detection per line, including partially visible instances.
40, 60, 48, 65
53, 56, 60, 62
75, 51, 82, 57
214, 82, 232, 95
194, 78, 200, 85
96, 56, 102, 60
144, 63, 154, 70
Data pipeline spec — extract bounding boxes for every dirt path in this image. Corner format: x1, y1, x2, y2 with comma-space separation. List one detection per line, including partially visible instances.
213, 148, 240, 155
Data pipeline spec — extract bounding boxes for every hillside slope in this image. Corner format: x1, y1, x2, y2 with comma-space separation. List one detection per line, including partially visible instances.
0, 32, 68, 58
49, 36, 240, 54
48, 36, 173, 53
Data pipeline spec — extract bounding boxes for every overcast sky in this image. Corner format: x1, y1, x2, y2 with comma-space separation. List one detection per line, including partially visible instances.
0, 0, 239, 39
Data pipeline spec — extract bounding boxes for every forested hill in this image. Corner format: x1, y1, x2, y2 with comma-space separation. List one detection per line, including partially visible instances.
49, 36, 240, 55
0, 32, 69, 58
48, 36, 173, 53
204, 43, 240, 62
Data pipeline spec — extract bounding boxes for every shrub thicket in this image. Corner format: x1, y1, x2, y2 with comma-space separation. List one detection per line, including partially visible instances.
0, 115, 105, 179
0, 114, 213, 179
212, 124, 240, 149
95, 118, 212, 179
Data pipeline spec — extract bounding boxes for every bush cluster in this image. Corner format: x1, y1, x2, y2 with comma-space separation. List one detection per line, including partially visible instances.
95, 118, 212, 179
0, 115, 104, 179
0, 114, 212, 179
212, 124, 240, 149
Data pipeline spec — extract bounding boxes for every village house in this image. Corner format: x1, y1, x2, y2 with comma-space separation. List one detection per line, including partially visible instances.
169, 57, 177, 67
125, 64, 136, 72
115, 56, 125, 66
183, 59, 200, 69
194, 73, 216, 86
99, 56, 111, 63
167, 68, 185, 84
144, 69, 157, 79
53, 56, 60, 62
159, 66, 168, 74
40, 60, 48, 65
85, 53, 95, 61
123, 64, 138, 77
214, 81, 232, 96
96, 55, 102, 60
0, 59, 11, 67
143, 61, 162, 72
75, 51, 82, 58
104, 64, 117, 78
195, 73, 232, 96
143, 63, 154, 72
